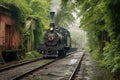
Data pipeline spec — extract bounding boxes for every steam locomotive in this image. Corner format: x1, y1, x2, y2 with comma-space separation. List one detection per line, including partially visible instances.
39, 12, 71, 58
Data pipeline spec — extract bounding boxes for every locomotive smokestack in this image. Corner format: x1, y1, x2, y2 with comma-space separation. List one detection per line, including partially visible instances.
50, 12, 55, 30
50, 12, 55, 23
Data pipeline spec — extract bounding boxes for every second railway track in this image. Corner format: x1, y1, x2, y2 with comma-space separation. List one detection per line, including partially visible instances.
12, 51, 85, 80
0, 58, 56, 80
0, 57, 43, 72
0, 51, 77, 80
0, 48, 77, 72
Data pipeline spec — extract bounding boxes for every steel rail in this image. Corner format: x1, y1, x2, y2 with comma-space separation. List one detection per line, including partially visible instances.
10, 51, 78, 80
69, 52, 85, 80
10, 59, 58, 80
0, 48, 77, 72
0, 57, 42, 72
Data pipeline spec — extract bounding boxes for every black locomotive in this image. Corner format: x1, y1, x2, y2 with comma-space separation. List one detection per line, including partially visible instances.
38, 12, 71, 58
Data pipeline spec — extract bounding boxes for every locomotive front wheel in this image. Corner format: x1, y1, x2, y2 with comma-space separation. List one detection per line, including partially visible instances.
58, 50, 66, 57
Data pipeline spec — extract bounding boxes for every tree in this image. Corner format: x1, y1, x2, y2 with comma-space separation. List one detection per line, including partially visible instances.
1, 0, 51, 51
29, 0, 50, 29
62, 0, 120, 77
77, 0, 120, 77
23, 0, 51, 50
55, 0, 75, 27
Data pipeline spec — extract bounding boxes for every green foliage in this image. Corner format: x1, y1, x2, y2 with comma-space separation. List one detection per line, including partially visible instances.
27, 0, 50, 50
1, 0, 51, 51
56, 0, 75, 27
0, 0, 4, 4
28, 0, 51, 48
30, 0, 50, 29
31, 51, 42, 57
1, 0, 32, 22
0, 0, 32, 32
23, 17, 42, 51
103, 40, 120, 74
24, 51, 42, 60
75, 0, 120, 76
61, 0, 69, 6
61, 0, 120, 76
33, 18, 43, 48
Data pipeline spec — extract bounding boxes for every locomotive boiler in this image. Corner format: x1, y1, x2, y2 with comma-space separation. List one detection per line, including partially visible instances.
39, 12, 71, 58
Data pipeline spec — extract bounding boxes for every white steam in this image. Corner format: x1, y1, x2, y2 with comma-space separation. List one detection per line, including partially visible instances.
50, 0, 61, 14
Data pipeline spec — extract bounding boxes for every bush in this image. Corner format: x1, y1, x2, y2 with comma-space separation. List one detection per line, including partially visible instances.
103, 41, 120, 75
24, 51, 42, 60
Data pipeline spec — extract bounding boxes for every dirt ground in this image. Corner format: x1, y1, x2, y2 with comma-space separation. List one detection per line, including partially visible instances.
83, 53, 114, 80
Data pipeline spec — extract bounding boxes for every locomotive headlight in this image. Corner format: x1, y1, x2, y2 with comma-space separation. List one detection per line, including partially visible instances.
50, 27, 54, 31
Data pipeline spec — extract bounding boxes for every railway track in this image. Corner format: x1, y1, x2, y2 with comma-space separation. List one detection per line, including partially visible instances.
0, 51, 77, 80
69, 52, 85, 80
0, 48, 77, 71
11, 51, 77, 80
10, 51, 84, 80
0, 57, 43, 72
0, 58, 56, 80
11, 59, 58, 80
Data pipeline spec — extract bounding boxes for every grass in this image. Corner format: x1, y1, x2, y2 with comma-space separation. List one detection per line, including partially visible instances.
23, 50, 42, 60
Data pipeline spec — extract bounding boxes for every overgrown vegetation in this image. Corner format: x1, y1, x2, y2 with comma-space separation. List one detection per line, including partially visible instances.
55, 0, 75, 27
62, 0, 120, 78
2, 0, 120, 77
0, 0, 51, 59
0, 0, 32, 31
78, 0, 120, 77
23, 51, 42, 60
